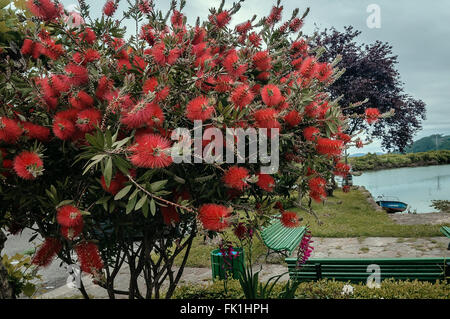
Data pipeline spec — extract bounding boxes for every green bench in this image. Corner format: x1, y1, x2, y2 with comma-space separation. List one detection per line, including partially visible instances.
285, 257, 449, 283
441, 226, 450, 250
261, 218, 306, 258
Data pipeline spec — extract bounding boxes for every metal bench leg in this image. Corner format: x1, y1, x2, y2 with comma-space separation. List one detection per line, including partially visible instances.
447, 242, 450, 250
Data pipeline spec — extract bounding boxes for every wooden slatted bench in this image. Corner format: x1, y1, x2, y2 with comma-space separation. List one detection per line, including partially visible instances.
261, 218, 306, 258
285, 257, 449, 283
441, 226, 450, 250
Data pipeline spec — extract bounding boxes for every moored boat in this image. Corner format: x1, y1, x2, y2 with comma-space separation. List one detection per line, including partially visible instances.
376, 196, 408, 213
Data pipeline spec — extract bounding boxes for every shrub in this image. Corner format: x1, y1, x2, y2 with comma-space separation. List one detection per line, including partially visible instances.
0, 0, 375, 299
172, 279, 450, 299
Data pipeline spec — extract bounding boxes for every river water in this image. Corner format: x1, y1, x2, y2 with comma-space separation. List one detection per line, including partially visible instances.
352, 164, 450, 213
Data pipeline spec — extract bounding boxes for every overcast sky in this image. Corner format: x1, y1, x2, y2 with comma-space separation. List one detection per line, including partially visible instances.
61, 0, 450, 153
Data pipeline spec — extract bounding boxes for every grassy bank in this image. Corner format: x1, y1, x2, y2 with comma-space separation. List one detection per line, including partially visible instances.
349, 150, 450, 171
174, 189, 448, 267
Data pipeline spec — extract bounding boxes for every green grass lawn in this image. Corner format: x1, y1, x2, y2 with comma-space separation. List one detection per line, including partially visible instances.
175, 188, 448, 268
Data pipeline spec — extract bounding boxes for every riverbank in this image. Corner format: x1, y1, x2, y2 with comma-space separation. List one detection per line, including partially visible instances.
349, 150, 450, 171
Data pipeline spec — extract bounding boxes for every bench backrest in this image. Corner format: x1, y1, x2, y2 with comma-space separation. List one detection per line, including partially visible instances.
285, 257, 449, 283
261, 219, 306, 253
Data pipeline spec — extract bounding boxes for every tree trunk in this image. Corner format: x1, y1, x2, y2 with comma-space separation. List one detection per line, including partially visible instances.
0, 232, 14, 299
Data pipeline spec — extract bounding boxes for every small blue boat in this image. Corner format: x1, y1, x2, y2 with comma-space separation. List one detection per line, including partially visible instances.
376, 196, 408, 213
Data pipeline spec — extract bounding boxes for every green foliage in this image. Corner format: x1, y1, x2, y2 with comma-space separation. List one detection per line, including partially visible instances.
1, 252, 42, 298
172, 278, 450, 299
349, 150, 450, 171
431, 200, 450, 213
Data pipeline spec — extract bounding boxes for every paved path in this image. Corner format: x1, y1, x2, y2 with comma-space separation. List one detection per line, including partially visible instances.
35, 236, 450, 299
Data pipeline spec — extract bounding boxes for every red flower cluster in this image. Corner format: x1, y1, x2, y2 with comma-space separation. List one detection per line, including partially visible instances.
223, 166, 249, 190
129, 134, 173, 168
57, 205, 84, 240
13, 151, 44, 180
281, 211, 300, 228
365, 108, 380, 124
308, 176, 327, 203
316, 138, 343, 157
186, 96, 215, 121
198, 204, 231, 231
334, 162, 350, 177
256, 173, 275, 192
32, 237, 62, 267
74, 242, 104, 275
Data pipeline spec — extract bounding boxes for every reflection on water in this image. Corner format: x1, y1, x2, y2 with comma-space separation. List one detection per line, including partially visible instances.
353, 164, 450, 213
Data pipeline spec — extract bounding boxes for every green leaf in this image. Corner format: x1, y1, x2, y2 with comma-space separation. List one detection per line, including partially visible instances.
114, 185, 132, 200
104, 157, 113, 188
22, 283, 36, 297
142, 200, 149, 218
56, 200, 74, 209
150, 180, 168, 192
126, 196, 137, 214
135, 194, 148, 211
150, 199, 156, 216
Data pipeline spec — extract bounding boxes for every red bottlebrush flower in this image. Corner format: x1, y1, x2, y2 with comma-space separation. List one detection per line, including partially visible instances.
337, 132, 351, 144
140, 24, 156, 45
74, 242, 104, 275
289, 18, 303, 32
65, 64, 89, 87
76, 109, 102, 132
334, 162, 350, 177
297, 229, 314, 266
299, 56, 318, 79
27, 0, 61, 21
355, 138, 364, 148
256, 71, 270, 81
231, 84, 254, 109
129, 134, 173, 168
315, 63, 333, 82
266, 6, 283, 25
143, 77, 158, 94
256, 173, 275, 192
284, 110, 302, 127
223, 166, 249, 191
56, 205, 83, 228
147, 103, 165, 127
13, 151, 44, 180
365, 108, 380, 124
303, 126, 320, 142
51, 74, 71, 94
186, 96, 215, 121
252, 51, 272, 71
304, 102, 321, 118
261, 84, 282, 106
210, 11, 231, 28
316, 138, 343, 157
96, 76, 114, 100
248, 32, 261, 47
55, 109, 79, 122
171, 10, 184, 27
161, 205, 181, 226
308, 176, 327, 202
253, 108, 278, 122
22, 122, 50, 141
60, 223, 84, 240
198, 204, 231, 232
222, 50, 247, 79
79, 28, 96, 45
32, 238, 62, 267
84, 49, 101, 63
53, 118, 76, 140
70, 91, 94, 110
214, 74, 233, 93
290, 40, 308, 58
103, 0, 117, 16
138, 0, 152, 14
21, 39, 34, 55
42, 38, 64, 60
236, 20, 252, 34
342, 185, 351, 193
121, 101, 157, 129
0, 117, 22, 143
281, 211, 300, 228
100, 171, 127, 195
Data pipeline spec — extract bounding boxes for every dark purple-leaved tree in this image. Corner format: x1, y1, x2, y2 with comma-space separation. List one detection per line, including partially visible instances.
313, 26, 426, 152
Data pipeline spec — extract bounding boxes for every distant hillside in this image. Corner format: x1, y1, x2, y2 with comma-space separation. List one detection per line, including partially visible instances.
405, 134, 450, 153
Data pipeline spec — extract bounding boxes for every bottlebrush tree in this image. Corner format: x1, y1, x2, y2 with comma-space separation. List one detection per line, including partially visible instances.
0, 0, 378, 299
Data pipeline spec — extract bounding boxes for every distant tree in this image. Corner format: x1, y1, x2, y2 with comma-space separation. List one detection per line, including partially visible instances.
405, 134, 450, 153
313, 26, 426, 152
